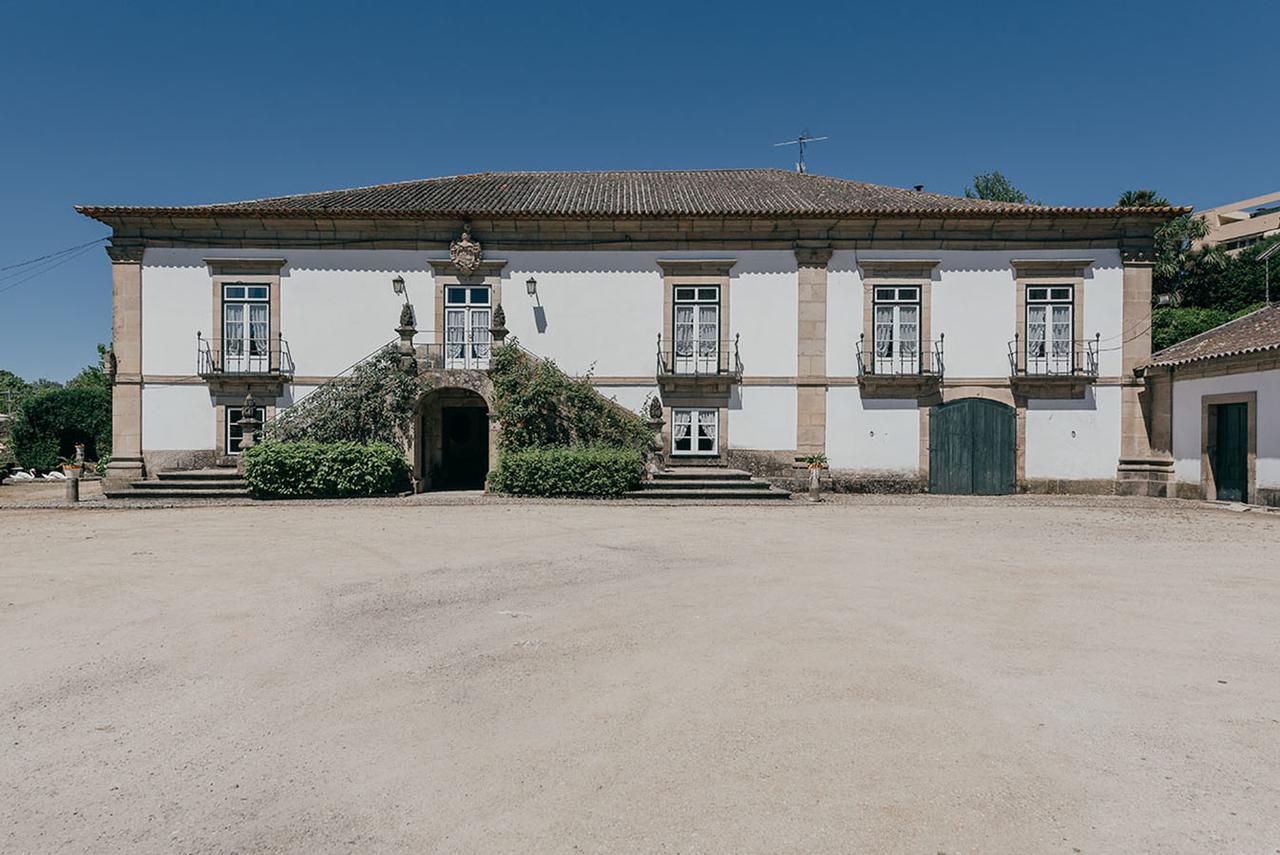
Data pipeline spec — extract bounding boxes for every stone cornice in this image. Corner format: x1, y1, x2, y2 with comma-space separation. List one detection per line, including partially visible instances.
858, 259, 941, 277
655, 258, 738, 276
105, 245, 145, 264
1009, 258, 1095, 272
204, 257, 287, 275
794, 247, 833, 266
427, 259, 508, 277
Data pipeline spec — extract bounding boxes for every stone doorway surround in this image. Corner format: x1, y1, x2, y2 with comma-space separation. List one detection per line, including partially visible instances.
1200, 391, 1257, 503
413, 381, 498, 493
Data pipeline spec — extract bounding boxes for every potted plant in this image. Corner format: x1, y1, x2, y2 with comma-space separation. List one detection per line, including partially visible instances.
802, 453, 828, 502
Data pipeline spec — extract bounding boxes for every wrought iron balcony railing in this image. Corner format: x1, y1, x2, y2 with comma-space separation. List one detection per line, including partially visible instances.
856, 333, 945, 377
197, 334, 294, 377
1008, 333, 1099, 378
655, 335, 743, 379
415, 341, 493, 371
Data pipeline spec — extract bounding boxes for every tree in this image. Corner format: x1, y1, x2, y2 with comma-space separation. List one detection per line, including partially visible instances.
964, 171, 1037, 204
66, 344, 111, 392
10, 386, 112, 470
1117, 189, 1169, 208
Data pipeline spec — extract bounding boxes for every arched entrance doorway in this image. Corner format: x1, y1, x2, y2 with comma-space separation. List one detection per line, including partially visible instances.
415, 388, 492, 491
928, 397, 1016, 495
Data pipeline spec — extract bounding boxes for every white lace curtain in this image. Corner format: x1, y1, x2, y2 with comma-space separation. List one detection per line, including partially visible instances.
697, 410, 717, 443
673, 409, 692, 442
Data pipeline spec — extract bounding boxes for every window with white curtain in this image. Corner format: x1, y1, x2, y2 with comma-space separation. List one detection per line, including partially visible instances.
673, 286, 720, 374
226, 405, 265, 454
445, 286, 492, 369
672, 408, 718, 455
222, 283, 270, 373
872, 285, 920, 374
1026, 285, 1073, 374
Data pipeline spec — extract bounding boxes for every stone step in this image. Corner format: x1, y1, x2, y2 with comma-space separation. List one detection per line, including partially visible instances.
624, 487, 792, 501
131, 479, 247, 491
652, 468, 752, 481
639, 479, 772, 491
155, 469, 242, 481
105, 487, 252, 500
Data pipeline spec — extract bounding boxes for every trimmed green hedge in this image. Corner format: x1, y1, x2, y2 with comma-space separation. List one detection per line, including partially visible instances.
242, 440, 410, 499
488, 446, 643, 497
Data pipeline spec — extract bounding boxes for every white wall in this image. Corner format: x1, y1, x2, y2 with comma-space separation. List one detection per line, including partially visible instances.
591, 385, 652, 416
825, 388, 919, 473
728, 385, 796, 450
1024, 385, 1122, 480
141, 384, 215, 449
827, 249, 1125, 380
1172, 368, 1280, 489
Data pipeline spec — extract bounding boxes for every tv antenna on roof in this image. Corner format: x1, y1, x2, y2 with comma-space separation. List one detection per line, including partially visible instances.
773, 132, 829, 174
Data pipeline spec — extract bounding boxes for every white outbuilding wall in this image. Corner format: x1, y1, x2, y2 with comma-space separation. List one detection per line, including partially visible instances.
1172, 368, 1280, 492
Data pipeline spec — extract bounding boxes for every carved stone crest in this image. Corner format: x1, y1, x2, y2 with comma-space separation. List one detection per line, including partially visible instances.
449, 226, 483, 274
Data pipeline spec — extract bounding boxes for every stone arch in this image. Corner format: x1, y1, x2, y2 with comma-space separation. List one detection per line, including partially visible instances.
412, 376, 499, 492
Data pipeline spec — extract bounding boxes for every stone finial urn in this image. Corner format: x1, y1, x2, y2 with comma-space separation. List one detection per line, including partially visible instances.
396, 304, 418, 374
490, 304, 509, 343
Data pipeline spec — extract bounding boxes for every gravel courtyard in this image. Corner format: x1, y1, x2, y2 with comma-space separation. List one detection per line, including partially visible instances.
3, 498, 1279, 854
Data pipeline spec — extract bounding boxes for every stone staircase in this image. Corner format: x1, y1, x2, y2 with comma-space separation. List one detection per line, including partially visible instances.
626, 467, 791, 501
104, 468, 251, 500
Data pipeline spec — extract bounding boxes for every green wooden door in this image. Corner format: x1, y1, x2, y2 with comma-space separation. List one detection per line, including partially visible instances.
1213, 402, 1248, 502
929, 398, 1016, 495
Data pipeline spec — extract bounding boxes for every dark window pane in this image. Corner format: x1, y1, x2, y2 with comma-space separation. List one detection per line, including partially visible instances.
470, 287, 490, 304
697, 287, 718, 301
446, 287, 467, 304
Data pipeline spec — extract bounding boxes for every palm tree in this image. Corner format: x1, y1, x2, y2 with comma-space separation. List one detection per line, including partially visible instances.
1117, 189, 1170, 208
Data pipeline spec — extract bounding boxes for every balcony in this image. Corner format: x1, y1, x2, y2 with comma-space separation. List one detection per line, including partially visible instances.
197, 333, 294, 394
656, 335, 742, 395
1007, 333, 1099, 398
414, 342, 492, 373
856, 333, 944, 398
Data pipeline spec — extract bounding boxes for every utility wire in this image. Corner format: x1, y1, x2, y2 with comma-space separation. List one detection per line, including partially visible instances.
0, 244, 101, 297
0, 236, 108, 272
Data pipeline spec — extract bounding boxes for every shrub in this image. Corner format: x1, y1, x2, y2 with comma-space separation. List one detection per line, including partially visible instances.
490, 342, 654, 453
266, 346, 418, 449
1152, 304, 1262, 353
488, 446, 644, 497
11, 386, 111, 472
243, 440, 410, 499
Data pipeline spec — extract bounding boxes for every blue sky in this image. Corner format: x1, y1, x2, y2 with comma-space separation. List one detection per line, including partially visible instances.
1, 0, 1275, 381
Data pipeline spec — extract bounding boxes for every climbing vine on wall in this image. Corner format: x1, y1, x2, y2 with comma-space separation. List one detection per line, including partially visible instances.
266, 346, 419, 449
490, 341, 653, 453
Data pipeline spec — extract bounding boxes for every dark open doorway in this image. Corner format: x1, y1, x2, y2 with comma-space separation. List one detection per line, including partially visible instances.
417, 388, 491, 491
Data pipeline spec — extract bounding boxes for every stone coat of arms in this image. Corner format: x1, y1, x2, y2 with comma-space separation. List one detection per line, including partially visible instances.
449, 227, 483, 274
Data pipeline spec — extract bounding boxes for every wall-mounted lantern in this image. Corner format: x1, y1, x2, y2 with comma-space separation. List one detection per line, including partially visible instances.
526, 276, 538, 297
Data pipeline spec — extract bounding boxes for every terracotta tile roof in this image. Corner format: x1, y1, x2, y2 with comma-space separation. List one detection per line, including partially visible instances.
1149, 303, 1280, 367
76, 169, 1189, 220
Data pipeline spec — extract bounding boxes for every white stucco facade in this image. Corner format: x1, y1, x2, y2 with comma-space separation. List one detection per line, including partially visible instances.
1171, 367, 1280, 493
130, 243, 1140, 490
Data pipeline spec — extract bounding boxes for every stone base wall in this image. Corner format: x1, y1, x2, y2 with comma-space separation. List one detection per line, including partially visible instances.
1022, 478, 1116, 496
142, 449, 220, 476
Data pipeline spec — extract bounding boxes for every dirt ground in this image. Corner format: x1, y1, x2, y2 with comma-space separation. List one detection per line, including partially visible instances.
3, 498, 1279, 854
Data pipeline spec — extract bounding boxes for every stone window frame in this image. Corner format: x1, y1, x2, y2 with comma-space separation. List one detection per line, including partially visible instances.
1010, 259, 1091, 374
427, 259, 507, 352
655, 259, 737, 456
204, 258, 285, 373
1199, 391, 1257, 503
858, 260, 939, 372
656, 259, 736, 365
214, 399, 277, 456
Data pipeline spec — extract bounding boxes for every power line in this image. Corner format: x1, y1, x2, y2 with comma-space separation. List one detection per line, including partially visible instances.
0, 236, 108, 273
0, 244, 101, 297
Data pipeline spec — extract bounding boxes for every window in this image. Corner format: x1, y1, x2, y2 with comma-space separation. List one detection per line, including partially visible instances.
673, 286, 720, 374
1026, 285, 1073, 374
444, 286, 492, 369
872, 286, 920, 374
672, 408, 718, 455
226, 405, 265, 454
222, 283, 270, 373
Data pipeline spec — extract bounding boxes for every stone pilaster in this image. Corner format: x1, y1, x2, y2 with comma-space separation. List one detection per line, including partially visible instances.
105, 245, 145, 489
1114, 254, 1174, 495
795, 247, 831, 458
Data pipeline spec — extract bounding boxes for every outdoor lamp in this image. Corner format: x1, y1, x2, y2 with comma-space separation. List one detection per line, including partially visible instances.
391, 275, 406, 299
526, 276, 538, 296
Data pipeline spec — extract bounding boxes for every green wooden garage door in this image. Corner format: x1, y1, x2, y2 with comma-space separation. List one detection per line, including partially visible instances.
929, 398, 1016, 495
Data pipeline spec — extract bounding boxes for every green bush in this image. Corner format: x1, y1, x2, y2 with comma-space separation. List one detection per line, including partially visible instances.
491, 343, 653, 453
266, 346, 419, 449
11, 386, 111, 472
488, 446, 644, 497
243, 440, 410, 499
1152, 304, 1263, 353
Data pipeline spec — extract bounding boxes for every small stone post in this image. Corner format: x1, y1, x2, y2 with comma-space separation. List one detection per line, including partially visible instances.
808, 465, 821, 502
645, 395, 666, 475
397, 303, 418, 374
236, 392, 261, 474
64, 465, 80, 503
